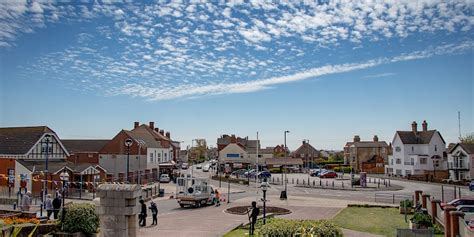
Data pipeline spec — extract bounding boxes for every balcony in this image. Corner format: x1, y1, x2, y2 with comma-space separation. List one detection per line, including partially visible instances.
448, 162, 469, 170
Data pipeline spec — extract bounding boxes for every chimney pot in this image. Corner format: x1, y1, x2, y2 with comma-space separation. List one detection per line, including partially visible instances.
154, 128, 159, 132
302, 140, 306, 144
412, 121, 418, 134
373, 135, 379, 142
354, 135, 361, 142
149, 122, 154, 129
134, 122, 139, 129
422, 120, 428, 132
166, 132, 170, 138
159, 130, 164, 135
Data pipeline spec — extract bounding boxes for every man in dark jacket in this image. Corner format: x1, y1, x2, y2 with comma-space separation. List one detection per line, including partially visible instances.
139, 199, 147, 227
52, 195, 62, 219
149, 201, 158, 225
248, 201, 260, 235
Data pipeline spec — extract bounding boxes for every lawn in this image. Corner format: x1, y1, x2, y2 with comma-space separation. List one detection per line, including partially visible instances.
332, 207, 411, 237
223, 228, 250, 237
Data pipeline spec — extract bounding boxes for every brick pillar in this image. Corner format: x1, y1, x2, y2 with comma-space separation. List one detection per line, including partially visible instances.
421, 194, 430, 208
430, 199, 441, 224
414, 190, 422, 204
450, 211, 465, 237
443, 206, 456, 237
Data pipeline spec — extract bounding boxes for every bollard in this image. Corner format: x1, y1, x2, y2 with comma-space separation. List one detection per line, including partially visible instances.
303, 179, 305, 185
332, 181, 334, 188
458, 187, 461, 198
378, 182, 380, 188
392, 194, 395, 204
326, 181, 328, 186
388, 179, 391, 186
342, 182, 344, 188
13, 202, 16, 210
307, 178, 310, 186
313, 180, 315, 187
292, 178, 294, 184
454, 186, 457, 199
277, 177, 279, 183
320, 180, 322, 186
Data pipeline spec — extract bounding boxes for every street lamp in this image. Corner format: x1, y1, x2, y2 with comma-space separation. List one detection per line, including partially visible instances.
283, 130, 290, 199
135, 139, 146, 185
43, 134, 51, 203
60, 170, 69, 231
260, 178, 270, 224
124, 138, 133, 183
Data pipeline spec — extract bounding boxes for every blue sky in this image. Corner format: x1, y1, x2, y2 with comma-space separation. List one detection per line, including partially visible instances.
0, 1, 473, 150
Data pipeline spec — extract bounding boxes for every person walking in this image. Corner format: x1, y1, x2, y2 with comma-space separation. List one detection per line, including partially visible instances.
215, 190, 220, 207
149, 201, 158, 225
139, 199, 147, 227
248, 201, 260, 236
20, 191, 32, 211
52, 194, 61, 219
45, 194, 53, 219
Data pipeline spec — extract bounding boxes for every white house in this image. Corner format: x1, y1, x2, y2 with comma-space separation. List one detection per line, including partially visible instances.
386, 121, 447, 177
447, 143, 474, 181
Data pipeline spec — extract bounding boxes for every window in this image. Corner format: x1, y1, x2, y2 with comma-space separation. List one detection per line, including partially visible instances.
165, 153, 167, 158
390, 159, 393, 165
396, 159, 401, 164
411, 146, 414, 152
396, 169, 402, 175
41, 145, 53, 153
420, 158, 427, 164
395, 147, 401, 152
435, 145, 437, 152
149, 153, 154, 162
158, 153, 161, 157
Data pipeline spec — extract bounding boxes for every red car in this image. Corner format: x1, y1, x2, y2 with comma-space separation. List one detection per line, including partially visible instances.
319, 171, 337, 178
441, 197, 474, 209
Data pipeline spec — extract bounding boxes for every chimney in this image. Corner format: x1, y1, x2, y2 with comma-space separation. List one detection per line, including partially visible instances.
230, 135, 237, 143
373, 135, 379, 142
134, 122, 139, 129
302, 140, 306, 144
149, 122, 154, 129
422, 120, 428, 132
353, 135, 361, 142
166, 132, 170, 138
412, 121, 418, 134
154, 128, 159, 132
159, 130, 164, 135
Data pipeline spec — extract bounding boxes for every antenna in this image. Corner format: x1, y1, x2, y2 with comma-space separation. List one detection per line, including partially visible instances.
458, 111, 461, 137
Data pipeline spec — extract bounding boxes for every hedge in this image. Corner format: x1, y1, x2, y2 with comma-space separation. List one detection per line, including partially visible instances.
333, 166, 352, 173
259, 218, 343, 237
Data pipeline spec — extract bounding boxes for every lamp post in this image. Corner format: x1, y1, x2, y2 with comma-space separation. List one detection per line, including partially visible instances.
60, 170, 69, 231
135, 139, 146, 185
124, 138, 133, 183
43, 134, 51, 203
284, 130, 290, 198
260, 178, 269, 224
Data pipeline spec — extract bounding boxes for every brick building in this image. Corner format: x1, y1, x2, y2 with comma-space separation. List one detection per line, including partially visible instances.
291, 140, 320, 169
344, 135, 389, 173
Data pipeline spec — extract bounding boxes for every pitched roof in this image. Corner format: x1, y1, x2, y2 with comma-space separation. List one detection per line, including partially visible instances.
62, 140, 109, 153
266, 158, 303, 165
396, 130, 445, 145
349, 141, 389, 148
16, 159, 69, 174
124, 128, 163, 148
292, 142, 319, 156
0, 126, 55, 155
449, 143, 474, 154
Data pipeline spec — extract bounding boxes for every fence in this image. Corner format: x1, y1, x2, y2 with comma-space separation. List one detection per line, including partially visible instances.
374, 193, 413, 204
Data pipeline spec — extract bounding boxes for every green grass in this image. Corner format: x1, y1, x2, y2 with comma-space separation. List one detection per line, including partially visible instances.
332, 207, 412, 237
223, 228, 251, 237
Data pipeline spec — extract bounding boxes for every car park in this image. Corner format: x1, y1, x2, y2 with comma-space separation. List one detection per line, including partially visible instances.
160, 174, 171, 183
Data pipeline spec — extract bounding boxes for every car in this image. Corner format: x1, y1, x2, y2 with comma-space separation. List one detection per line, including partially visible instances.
257, 171, 271, 179
244, 169, 256, 176
203, 165, 210, 172
470, 180, 474, 191
319, 171, 337, 178
310, 169, 327, 177
160, 174, 171, 183
196, 163, 202, 169
456, 205, 474, 213
181, 163, 189, 169
441, 197, 474, 208
232, 169, 247, 177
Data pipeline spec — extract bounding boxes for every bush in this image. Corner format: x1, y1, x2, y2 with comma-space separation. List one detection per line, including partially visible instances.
333, 166, 352, 173
410, 212, 432, 228
60, 203, 99, 235
400, 199, 413, 208
269, 168, 282, 173
259, 218, 342, 237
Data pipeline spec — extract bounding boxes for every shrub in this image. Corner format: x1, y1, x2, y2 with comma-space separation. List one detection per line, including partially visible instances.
333, 166, 352, 173
259, 218, 342, 237
410, 212, 432, 228
269, 168, 282, 173
60, 203, 99, 235
400, 199, 413, 208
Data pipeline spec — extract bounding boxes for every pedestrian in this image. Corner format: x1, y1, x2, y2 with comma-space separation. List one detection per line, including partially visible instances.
215, 190, 220, 207
45, 194, 53, 219
248, 201, 260, 236
52, 194, 61, 219
139, 199, 147, 227
20, 191, 32, 211
149, 201, 158, 225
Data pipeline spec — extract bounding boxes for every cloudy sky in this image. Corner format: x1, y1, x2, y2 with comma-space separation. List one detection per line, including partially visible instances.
0, 0, 473, 150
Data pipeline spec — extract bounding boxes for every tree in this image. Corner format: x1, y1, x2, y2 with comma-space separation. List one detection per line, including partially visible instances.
459, 133, 474, 144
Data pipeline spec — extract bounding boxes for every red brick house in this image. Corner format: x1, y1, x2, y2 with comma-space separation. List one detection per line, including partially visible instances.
291, 140, 320, 169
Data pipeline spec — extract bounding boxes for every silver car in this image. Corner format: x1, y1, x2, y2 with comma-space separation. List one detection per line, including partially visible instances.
160, 174, 171, 183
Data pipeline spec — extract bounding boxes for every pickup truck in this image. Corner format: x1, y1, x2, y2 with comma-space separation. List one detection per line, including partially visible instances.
176, 177, 215, 208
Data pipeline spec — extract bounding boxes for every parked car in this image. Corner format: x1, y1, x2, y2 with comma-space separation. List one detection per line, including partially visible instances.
258, 171, 272, 179
160, 174, 171, 183
441, 197, 474, 208
456, 205, 474, 213
319, 171, 337, 178
244, 169, 256, 176
310, 169, 327, 177
196, 163, 202, 169
181, 163, 189, 169
203, 165, 210, 172
232, 169, 247, 177
469, 180, 474, 191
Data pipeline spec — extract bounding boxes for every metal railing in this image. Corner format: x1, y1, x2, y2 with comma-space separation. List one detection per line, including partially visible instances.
374, 193, 413, 204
